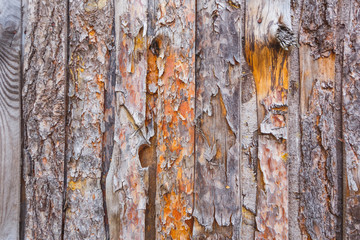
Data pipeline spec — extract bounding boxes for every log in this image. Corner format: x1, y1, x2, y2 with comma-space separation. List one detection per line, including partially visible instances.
106, 0, 149, 239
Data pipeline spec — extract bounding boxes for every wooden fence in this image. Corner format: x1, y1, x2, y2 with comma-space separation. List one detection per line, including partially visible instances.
0, 0, 359, 239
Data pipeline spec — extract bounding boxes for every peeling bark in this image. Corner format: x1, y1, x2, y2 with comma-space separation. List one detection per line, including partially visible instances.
4, 1, 359, 240
299, 47, 340, 240
299, 0, 342, 238
153, 0, 196, 238
193, 0, 242, 239
106, 0, 149, 238
22, 0, 67, 238
245, 0, 292, 238
343, 0, 360, 238
65, 0, 112, 239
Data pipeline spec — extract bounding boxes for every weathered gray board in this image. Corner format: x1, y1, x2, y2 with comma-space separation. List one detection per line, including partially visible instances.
0, 1, 21, 239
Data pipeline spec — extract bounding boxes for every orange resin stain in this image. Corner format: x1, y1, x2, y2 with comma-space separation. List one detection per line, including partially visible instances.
245, 44, 289, 104
245, 29, 289, 240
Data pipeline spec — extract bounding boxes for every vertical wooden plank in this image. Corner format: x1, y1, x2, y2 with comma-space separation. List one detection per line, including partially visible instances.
22, 0, 67, 238
102, 11, 116, 240
0, 0, 21, 239
193, 0, 242, 239
106, 0, 149, 239
298, 0, 342, 238
343, 0, 360, 238
245, 0, 295, 238
65, 0, 112, 238
288, 1, 302, 239
240, 56, 258, 239
153, 0, 196, 238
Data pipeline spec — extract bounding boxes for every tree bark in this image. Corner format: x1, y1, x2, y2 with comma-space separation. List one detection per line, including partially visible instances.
64, 0, 112, 238
22, 0, 67, 238
1, 0, 359, 239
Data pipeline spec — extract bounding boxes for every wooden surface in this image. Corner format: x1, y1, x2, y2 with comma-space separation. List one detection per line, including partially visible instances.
0, 1, 21, 239
64, 0, 112, 239
193, 1, 242, 238
343, 0, 360, 238
1, 0, 360, 239
245, 0, 293, 238
22, 0, 67, 239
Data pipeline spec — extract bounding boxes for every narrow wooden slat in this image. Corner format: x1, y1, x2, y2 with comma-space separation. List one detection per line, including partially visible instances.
193, 1, 242, 238
298, 0, 342, 238
343, 0, 360, 237
22, 0, 67, 238
240, 54, 258, 239
288, 2, 302, 239
153, 0, 196, 238
106, 0, 149, 239
64, 1, 112, 238
245, 0, 294, 238
0, 1, 21, 239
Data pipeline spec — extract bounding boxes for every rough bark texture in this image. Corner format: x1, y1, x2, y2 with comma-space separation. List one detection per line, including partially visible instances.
193, 0, 242, 239
343, 0, 360, 238
64, 0, 112, 239
299, 0, 342, 238
22, 0, 67, 239
106, 0, 149, 239
0, 1, 21, 239
152, 0, 196, 239
245, 0, 292, 239
1, 0, 359, 239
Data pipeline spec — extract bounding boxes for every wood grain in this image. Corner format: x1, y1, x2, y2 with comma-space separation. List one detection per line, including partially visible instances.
106, 0, 149, 239
0, 1, 21, 239
245, 0, 292, 238
193, 0, 242, 238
